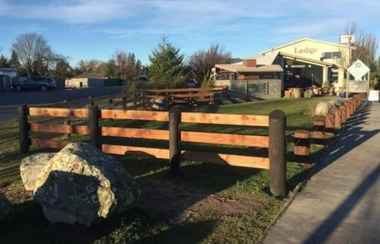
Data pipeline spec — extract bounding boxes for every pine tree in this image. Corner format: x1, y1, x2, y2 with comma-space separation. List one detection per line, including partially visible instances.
0, 55, 9, 67
9, 50, 20, 69
148, 39, 185, 88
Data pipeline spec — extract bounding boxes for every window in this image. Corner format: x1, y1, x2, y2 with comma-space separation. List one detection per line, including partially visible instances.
322, 52, 342, 59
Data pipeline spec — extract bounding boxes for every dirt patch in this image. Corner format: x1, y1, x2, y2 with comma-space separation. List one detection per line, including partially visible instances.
187, 193, 261, 217
139, 178, 263, 223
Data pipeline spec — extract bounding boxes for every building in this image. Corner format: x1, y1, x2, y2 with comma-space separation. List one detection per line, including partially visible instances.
65, 77, 105, 88
213, 60, 284, 98
65, 75, 124, 89
0, 68, 17, 90
213, 37, 355, 98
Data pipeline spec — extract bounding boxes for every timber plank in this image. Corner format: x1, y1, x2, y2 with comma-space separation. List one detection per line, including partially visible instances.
101, 109, 169, 121
181, 131, 269, 148
29, 107, 88, 118
30, 123, 89, 135
181, 112, 269, 127
102, 127, 169, 140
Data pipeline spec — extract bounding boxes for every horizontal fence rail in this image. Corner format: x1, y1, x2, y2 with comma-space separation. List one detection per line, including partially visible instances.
19, 103, 288, 197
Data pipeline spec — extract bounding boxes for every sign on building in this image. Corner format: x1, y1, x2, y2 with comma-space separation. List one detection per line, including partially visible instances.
348, 59, 370, 81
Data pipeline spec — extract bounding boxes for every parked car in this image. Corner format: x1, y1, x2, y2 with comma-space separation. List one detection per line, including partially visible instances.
12, 77, 57, 91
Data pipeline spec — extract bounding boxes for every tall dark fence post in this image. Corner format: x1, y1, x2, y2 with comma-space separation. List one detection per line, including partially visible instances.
269, 110, 288, 197
122, 97, 127, 110
88, 105, 100, 149
19, 104, 30, 154
89, 96, 94, 106
169, 106, 181, 175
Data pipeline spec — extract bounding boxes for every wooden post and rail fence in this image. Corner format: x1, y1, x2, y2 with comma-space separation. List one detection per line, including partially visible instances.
293, 94, 367, 164
19, 104, 287, 197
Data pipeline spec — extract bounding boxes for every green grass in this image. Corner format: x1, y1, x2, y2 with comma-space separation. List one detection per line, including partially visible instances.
0, 97, 331, 243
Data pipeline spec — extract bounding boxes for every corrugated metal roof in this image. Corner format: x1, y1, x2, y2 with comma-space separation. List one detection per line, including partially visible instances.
215, 64, 283, 73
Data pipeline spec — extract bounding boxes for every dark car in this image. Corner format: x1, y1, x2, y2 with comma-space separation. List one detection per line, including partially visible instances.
12, 77, 56, 91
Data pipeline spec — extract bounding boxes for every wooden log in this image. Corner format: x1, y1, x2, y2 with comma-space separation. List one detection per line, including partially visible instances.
30, 123, 89, 135
293, 130, 310, 139
293, 130, 310, 157
101, 109, 169, 121
269, 110, 288, 197
169, 106, 181, 174
181, 151, 270, 169
88, 105, 100, 149
313, 117, 325, 127
181, 112, 269, 127
181, 131, 269, 148
294, 146, 310, 156
101, 144, 170, 159
310, 131, 334, 140
29, 107, 88, 118
325, 112, 335, 129
102, 127, 169, 140
335, 109, 342, 129
19, 105, 30, 154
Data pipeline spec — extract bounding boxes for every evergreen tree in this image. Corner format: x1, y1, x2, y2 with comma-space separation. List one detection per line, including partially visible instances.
9, 50, 20, 68
148, 39, 185, 88
0, 55, 9, 67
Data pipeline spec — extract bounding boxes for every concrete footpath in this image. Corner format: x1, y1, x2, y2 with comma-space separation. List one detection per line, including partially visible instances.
264, 103, 380, 244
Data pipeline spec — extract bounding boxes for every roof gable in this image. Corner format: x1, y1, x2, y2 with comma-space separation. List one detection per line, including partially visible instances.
261, 38, 349, 54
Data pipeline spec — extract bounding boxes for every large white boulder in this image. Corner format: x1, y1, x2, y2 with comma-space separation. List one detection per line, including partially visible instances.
33, 143, 140, 226
20, 153, 55, 191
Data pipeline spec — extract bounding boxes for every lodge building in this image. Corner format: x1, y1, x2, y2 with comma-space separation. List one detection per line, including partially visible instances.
213, 37, 355, 98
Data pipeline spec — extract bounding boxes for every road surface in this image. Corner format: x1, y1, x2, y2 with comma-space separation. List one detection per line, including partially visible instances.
0, 87, 122, 122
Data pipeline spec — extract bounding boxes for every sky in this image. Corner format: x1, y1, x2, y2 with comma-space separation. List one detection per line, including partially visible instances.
0, 0, 379, 66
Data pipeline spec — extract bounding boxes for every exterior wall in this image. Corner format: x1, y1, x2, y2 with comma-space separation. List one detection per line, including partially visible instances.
263, 39, 350, 68
263, 39, 352, 86
215, 79, 283, 98
65, 78, 105, 88
65, 78, 89, 88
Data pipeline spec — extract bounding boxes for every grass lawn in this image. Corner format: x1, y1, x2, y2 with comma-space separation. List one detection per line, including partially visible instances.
0, 97, 332, 243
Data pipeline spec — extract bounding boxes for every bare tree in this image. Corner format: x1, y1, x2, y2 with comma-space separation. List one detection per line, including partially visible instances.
344, 23, 378, 68
189, 44, 231, 86
113, 51, 142, 80
12, 33, 54, 77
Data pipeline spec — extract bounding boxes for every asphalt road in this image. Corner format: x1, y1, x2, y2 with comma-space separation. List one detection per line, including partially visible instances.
0, 87, 123, 122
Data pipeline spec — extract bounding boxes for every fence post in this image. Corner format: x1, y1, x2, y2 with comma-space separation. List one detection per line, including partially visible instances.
169, 105, 182, 175
122, 97, 127, 110
88, 105, 100, 149
269, 110, 288, 197
19, 104, 30, 154
89, 96, 95, 106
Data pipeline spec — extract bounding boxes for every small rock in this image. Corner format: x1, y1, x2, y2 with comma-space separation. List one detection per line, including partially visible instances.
33, 143, 140, 226
314, 102, 335, 116
20, 153, 55, 191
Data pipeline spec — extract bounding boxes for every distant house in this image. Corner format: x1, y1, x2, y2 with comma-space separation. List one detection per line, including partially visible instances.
0, 68, 17, 90
65, 75, 123, 89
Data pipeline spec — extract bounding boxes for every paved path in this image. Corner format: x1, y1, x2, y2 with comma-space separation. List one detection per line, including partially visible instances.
264, 103, 380, 244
